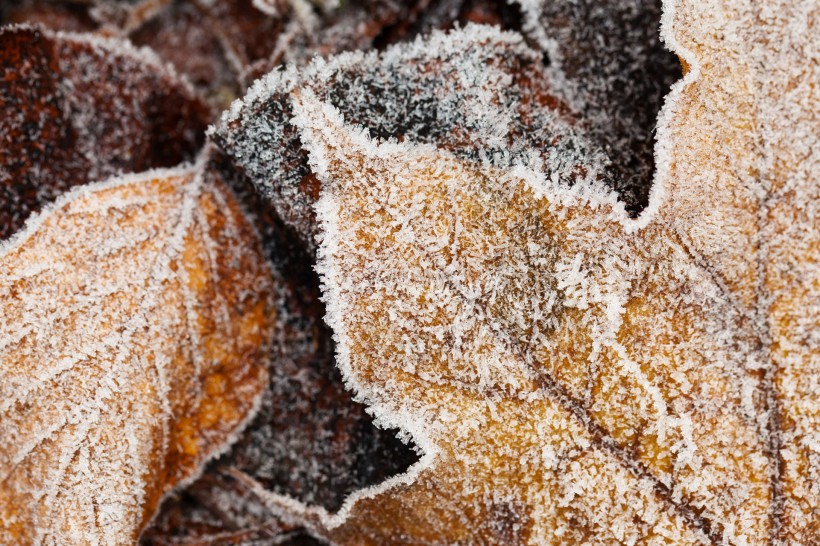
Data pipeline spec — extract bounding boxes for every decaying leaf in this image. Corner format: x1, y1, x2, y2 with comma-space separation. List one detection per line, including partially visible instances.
0, 24, 208, 241
216, 0, 817, 542
2, 0, 290, 115
0, 159, 275, 544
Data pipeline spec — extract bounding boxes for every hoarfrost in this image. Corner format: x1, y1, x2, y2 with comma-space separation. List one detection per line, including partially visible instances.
0, 160, 275, 545
208, 8, 819, 542
238, 0, 817, 536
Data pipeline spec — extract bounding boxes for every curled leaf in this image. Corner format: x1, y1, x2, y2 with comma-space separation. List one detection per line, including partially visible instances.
0, 161, 275, 544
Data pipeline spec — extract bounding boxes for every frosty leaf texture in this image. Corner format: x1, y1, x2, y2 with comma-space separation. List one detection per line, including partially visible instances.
235, 1, 816, 539
0, 0, 816, 543
0, 162, 275, 545
214, 25, 610, 253
657, 0, 820, 541
0, 24, 208, 241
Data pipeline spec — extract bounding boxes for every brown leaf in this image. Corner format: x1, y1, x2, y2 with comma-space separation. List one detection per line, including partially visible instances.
657, 0, 820, 541
511, 0, 681, 211
0, 159, 275, 544
228, 0, 817, 540
3, 1, 289, 115
0, 24, 208, 241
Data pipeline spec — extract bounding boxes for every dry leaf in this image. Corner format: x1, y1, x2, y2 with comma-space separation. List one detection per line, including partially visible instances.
2, 1, 289, 115
0, 24, 208, 241
511, 0, 680, 210
658, 0, 820, 540
0, 160, 275, 544
223, 0, 817, 542
2, 0, 816, 543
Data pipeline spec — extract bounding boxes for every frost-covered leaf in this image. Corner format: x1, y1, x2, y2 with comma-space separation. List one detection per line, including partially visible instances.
0, 24, 208, 241
0, 160, 275, 544
237, 0, 818, 536
2, 1, 289, 115
512, 0, 680, 211
657, 0, 820, 541
214, 25, 610, 253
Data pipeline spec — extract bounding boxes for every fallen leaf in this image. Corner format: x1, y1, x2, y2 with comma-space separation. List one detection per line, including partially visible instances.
0, 24, 208, 241
511, 0, 681, 212
0, 157, 275, 544
228, 0, 817, 540
2, 1, 289, 115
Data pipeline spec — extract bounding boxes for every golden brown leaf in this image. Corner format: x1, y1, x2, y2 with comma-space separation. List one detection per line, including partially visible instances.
236, 0, 818, 537
0, 162, 275, 544
657, 0, 820, 541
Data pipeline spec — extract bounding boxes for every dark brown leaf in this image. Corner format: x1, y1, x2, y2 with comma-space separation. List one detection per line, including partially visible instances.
213, 25, 605, 253
0, 24, 208, 240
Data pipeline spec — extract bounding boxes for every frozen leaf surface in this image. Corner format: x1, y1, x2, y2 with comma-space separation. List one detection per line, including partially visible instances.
0, 161, 275, 544
0, 24, 208, 241
214, 25, 610, 253
241, 0, 818, 538
657, 0, 820, 541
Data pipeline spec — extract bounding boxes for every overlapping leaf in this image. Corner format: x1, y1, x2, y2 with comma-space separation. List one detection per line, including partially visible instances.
213, 25, 610, 253
1, 0, 816, 544
141, 150, 419, 545
212, 1, 817, 543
